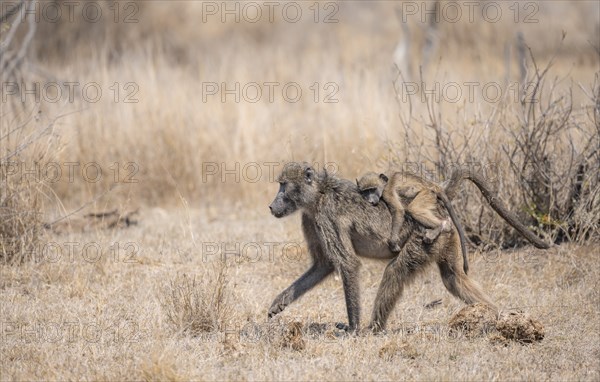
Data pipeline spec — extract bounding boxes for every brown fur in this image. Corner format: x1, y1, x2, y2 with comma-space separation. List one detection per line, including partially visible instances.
357, 171, 470, 274
268, 162, 498, 332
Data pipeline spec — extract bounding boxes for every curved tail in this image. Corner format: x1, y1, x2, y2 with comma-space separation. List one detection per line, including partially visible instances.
438, 192, 470, 274
444, 169, 551, 249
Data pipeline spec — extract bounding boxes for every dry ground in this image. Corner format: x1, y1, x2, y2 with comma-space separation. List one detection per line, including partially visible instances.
1, 2, 599, 381
1, 207, 598, 381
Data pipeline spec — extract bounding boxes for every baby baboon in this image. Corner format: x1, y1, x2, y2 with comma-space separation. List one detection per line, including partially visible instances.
357, 171, 470, 274
268, 162, 550, 333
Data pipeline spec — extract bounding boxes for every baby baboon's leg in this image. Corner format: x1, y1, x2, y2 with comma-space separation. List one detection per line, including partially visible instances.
397, 184, 420, 199
438, 239, 498, 310
406, 191, 445, 229
382, 186, 406, 253
406, 191, 448, 243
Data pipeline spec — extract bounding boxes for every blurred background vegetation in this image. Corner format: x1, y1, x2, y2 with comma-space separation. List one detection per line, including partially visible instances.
1, 1, 599, 262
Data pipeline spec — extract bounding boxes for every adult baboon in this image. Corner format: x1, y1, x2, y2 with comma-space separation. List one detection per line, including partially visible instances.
268, 162, 550, 332
356, 171, 470, 274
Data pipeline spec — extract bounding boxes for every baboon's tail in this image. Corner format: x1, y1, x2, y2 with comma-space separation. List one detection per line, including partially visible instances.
438, 192, 469, 274
444, 169, 551, 249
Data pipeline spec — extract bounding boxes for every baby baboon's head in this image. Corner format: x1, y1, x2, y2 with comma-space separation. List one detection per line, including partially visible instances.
356, 172, 388, 206
269, 162, 320, 218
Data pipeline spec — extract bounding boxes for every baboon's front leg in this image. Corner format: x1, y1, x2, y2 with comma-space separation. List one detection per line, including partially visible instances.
268, 262, 334, 318
340, 265, 361, 332
328, 229, 362, 332
268, 213, 334, 318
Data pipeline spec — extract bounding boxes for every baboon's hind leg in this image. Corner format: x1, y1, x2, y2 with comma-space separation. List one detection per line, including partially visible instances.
437, 259, 497, 311
368, 250, 425, 332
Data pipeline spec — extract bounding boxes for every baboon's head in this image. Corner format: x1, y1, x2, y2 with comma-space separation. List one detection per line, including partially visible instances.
269, 162, 320, 218
356, 172, 388, 206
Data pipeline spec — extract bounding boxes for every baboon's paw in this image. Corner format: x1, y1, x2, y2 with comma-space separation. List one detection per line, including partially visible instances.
335, 322, 350, 331
268, 303, 286, 318
364, 324, 387, 336
424, 229, 440, 244
388, 240, 402, 253
441, 219, 453, 232
334, 322, 360, 336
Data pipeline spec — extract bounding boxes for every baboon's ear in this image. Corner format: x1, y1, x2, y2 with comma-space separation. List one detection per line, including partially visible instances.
379, 173, 389, 183
356, 178, 360, 186
305, 167, 315, 184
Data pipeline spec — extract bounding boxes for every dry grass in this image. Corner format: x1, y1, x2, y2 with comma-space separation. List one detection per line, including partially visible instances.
0, 162, 42, 263
1, 1, 599, 380
378, 340, 419, 360
0, 111, 57, 264
159, 265, 232, 336
3, 2, 597, 207
0, 208, 598, 380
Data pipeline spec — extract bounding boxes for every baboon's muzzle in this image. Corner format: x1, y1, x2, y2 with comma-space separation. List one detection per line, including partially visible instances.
367, 195, 380, 206
269, 198, 286, 218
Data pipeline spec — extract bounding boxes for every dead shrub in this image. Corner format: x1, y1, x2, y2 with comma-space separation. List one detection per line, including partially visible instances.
395, 42, 599, 248
0, 164, 43, 264
159, 264, 232, 337
0, 110, 55, 264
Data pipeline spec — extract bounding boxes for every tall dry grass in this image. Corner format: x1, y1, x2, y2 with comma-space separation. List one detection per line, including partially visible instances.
159, 264, 232, 337
4, 1, 595, 246
1, 5, 598, 245
0, 107, 61, 263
